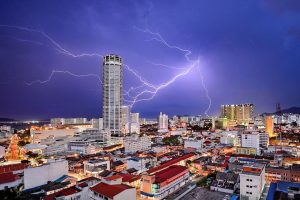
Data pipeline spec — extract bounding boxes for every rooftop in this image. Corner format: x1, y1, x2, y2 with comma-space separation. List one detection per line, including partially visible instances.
154, 165, 188, 183
0, 163, 27, 173
0, 172, 20, 184
147, 153, 194, 174
90, 182, 133, 198
242, 163, 265, 176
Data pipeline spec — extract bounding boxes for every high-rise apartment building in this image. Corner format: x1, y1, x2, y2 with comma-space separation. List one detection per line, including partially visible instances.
102, 54, 123, 136
130, 112, 140, 134
265, 116, 274, 137
221, 104, 254, 124
121, 106, 130, 134
158, 112, 168, 130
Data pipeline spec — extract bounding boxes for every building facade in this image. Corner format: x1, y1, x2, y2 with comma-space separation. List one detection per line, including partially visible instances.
221, 104, 254, 124
239, 163, 265, 200
103, 54, 123, 136
158, 112, 168, 130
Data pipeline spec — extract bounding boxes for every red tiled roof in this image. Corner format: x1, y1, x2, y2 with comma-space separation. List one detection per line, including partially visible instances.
60, 187, 80, 196
90, 182, 133, 198
78, 182, 88, 188
0, 172, 20, 184
105, 174, 123, 181
78, 176, 100, 183
43, 186, 81, 200
154, 165, 188, 183
147, 153, 194, 174
0, 163, 27, 174
119, 174, 141, 183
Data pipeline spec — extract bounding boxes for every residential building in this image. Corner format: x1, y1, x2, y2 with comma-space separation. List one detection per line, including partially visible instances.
236, 147, 257, 155
241, 132, 260, 155
158, 112, 168, 130
184, 138, 203, 152
130, 112, 140, 134
121, 106, 130, 134
83, 159, 110, 177
265, 116, 274, 137
221, 104, 254, 124
123, 135, 151, 153
239, 163, 265, 200
210, 172, 239, 194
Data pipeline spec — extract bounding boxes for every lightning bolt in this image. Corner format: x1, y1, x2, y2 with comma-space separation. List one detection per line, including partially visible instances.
0, 24, 211, 115
25, 70, 102, 86
0, 25, 103, 58
130, 27, 212, 115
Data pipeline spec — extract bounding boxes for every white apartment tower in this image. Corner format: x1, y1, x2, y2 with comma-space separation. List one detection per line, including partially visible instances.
121, 106, 130, 134
102, 54, 123, 136
158, 112, 168, 130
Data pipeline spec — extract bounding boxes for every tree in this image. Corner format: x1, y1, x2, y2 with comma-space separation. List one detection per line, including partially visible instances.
291, 121, 298, 127
162, 136, 180, 145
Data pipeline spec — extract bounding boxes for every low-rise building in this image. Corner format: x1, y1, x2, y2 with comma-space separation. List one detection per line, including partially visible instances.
123, 135, 151, 154
24, 159, 68, 190
184, 138, 203, 152
236, 147, 257, 155
140, 165, 190, 200
210, 172, 239, 194
240, 163, 265, 200
83, 159, 110, 177
89, 182, 136, 200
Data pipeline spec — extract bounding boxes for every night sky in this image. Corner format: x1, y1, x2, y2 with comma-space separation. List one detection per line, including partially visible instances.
0, 0, 300, 120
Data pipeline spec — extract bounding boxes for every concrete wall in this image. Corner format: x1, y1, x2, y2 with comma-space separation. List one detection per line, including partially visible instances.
24, 160, 68, 190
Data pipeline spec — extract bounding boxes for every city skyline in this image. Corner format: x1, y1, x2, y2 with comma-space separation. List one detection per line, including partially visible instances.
1, 0, 300, 119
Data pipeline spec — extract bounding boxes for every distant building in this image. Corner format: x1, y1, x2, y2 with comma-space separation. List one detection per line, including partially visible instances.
91, 118, 103, 130
221, 104, 254, 124
158, 112, 168, 130
121, 106, 130, 134
102, 54, 123, 136
220, 131, 239, 146
184, 138, 203, 152
130, 112, 140, 134
236, 147, 257, 155
241, 132, 260, 155
83, 159, 110, 177
123, 135, 151, 153
50, 118, 88, 126
239, 163, 265, 200
265, 116, 274, 137
68, 140, 97, 154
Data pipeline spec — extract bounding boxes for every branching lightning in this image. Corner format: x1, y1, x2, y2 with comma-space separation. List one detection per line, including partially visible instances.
1, 24, 212, 115
0, 25, 103, 58
25, 70, 102, 86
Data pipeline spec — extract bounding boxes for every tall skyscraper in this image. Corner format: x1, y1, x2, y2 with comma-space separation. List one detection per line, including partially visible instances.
102, 54, 123, 136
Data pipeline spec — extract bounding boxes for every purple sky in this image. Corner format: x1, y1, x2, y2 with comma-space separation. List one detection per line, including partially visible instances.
0, 0, 300, 120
